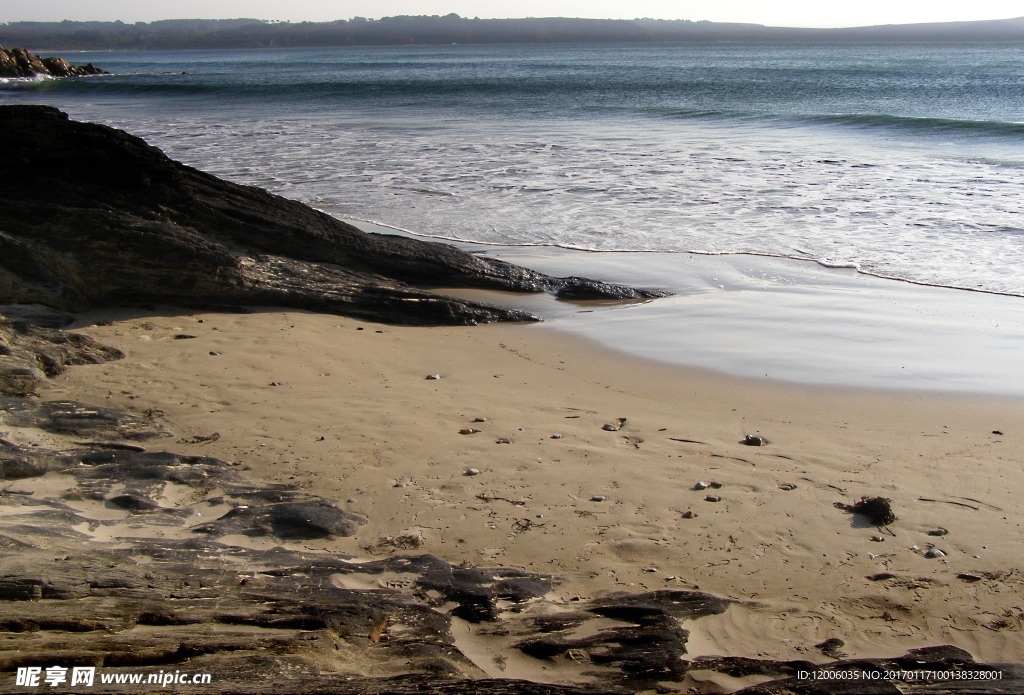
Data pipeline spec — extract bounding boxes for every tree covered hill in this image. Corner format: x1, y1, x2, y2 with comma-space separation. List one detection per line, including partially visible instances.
2, 14, 1023, 50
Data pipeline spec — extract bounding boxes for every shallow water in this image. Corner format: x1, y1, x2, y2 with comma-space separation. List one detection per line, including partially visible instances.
428, 240, 1024, 396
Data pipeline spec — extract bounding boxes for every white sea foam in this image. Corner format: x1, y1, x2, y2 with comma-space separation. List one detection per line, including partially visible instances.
103, 113, 1024, 298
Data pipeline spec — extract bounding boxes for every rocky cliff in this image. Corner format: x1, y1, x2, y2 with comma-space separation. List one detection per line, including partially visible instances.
0, 46, 107, 78
0, 105, 667, 326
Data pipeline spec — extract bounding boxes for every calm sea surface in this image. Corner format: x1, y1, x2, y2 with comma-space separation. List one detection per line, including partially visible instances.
4, 44, 1024, 297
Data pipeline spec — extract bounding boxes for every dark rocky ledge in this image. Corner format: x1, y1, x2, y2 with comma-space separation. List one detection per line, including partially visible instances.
0, 46, 107, 78
0, 105, 668, 326
1, 311, 1018, 693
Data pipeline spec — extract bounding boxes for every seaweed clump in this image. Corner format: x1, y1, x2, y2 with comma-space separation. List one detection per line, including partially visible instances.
846, 496, 897, 525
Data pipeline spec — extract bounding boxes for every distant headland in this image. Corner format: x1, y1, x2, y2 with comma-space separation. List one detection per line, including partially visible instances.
1, 15, 1023, 50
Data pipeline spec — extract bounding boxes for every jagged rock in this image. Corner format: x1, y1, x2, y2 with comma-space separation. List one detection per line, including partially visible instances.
513, 589, 733, 686
0, 46, 107, 78
0, 106, 668, 326
588, 589, 732, 621
0, 314, 123, 396
555, 277, 669, 300
195, 500, 367, 539
0, 398, 167, 440
0, 305, 75, 328
108, 493, 162, 512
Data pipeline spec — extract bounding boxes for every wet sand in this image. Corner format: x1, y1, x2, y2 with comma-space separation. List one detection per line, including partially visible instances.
444, 245, 1024, 397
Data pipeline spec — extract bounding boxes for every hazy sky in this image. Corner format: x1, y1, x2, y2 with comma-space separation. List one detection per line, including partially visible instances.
1, 0, 1021, 28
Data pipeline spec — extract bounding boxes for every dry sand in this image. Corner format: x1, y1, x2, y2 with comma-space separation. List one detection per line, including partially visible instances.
34, 307, 1024, 668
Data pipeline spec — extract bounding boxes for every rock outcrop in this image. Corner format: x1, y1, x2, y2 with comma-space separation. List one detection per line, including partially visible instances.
0, 46, 107, 78
0, 309, 122, 397
0, 105, 668, 326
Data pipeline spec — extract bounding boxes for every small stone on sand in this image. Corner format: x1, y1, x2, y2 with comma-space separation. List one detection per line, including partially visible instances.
426, 374, 441, 380
464, 467, 481, 476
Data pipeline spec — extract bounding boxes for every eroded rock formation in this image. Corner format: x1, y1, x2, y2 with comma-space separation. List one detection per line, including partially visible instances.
0, 105, 667, 326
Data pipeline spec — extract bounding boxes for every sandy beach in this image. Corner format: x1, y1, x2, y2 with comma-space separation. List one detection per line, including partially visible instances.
30, 304, 1023, 677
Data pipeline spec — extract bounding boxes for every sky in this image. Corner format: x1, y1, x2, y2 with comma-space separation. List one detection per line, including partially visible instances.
1, 0, 1021, 29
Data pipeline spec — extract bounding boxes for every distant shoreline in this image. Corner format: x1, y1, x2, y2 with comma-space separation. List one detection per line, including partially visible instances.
3, 15, 1023, 51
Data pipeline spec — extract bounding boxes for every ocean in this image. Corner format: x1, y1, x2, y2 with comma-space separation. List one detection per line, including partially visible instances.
4, 44, 1024, 392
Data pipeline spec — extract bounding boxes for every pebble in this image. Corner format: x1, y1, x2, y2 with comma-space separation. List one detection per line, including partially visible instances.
464, 467, 481, 476
459, 428, 481, 435
495, 438, 511, 444
681, 511, 696, 519
602, 424, 619, 432
208, 351, 220, 356
591, 495, 607, 502
643, 567, 658, 573
924, 548, 947, 559
743, 434, 766, 446
473, 417, 487, 423
551, 433, 562, 439
778, 483, 798, 491
704, 495, 721, 503
425, 374, 441, 380
927, 527, 949, 536
870, 535, 885, 542
694, 481, 710, 490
